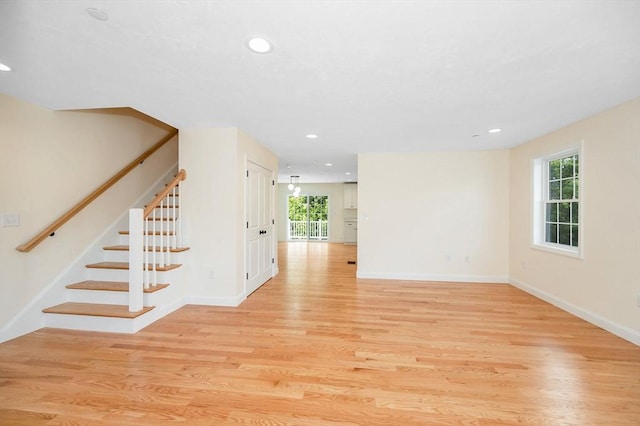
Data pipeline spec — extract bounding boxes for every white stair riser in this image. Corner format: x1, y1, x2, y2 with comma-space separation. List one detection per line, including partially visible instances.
85, 267, 182, 283
103, 250, 186, 263
64, 289, 168, 306
44, 313, 140, 334
85, 268, 129, 282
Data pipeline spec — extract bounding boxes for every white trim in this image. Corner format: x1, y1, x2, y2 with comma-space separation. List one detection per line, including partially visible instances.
509, 277, 640, 346
128, 208, 144, 311
243, 154, 249, 298
531, 243, 583, 259
531, 143, 584, 259
356, 271, 509, 284
185, 294, 246, 307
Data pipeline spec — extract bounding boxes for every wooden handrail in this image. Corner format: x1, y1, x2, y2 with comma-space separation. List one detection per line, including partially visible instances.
143, 169, 186, 218
16, 129, 178, 253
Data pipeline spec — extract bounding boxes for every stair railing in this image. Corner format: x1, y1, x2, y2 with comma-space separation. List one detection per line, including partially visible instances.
16, 129, 178, 253
128, 169, 186, 312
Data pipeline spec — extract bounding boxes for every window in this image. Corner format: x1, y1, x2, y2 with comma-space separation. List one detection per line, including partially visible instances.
533, 146, 582, 257
287, 195, 329, 240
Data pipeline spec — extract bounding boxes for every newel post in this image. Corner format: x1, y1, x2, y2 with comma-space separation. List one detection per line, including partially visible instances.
128, 208, 144, 312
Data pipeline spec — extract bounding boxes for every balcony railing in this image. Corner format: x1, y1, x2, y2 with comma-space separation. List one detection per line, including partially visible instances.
288, 220, 328, 240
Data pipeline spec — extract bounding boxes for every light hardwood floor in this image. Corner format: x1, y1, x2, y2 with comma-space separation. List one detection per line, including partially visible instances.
1, 242, 638, 425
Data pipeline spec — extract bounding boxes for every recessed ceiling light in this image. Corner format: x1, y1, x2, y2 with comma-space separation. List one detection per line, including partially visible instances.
345, 172, 351, 175
488, 128, 502, 133
87, 8, 109, 21
247, 37, 272, 54
305, 134, 318, 139
325, 163, 333, 167
0, 62, 11, 72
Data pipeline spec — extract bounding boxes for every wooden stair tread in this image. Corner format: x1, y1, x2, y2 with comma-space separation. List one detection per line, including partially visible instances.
43, 302, 154, 318
66, 280, 169, 293
86, 262, 182, 271
103, 245, 190, 252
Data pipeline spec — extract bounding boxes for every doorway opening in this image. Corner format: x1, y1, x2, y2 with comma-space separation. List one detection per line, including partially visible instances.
287, 195, 329, 240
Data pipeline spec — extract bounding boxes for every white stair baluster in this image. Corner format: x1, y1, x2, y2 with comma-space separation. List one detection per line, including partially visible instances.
164, 193, 171, 266
159, 197, 165, 268
177, 187, 182, 248
144, 215, 149, 288
172, 187, 177, 249
152, 207, 157, 287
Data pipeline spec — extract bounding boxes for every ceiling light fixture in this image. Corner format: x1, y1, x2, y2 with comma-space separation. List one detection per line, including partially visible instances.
488, 128, 502, 133
345, 172, 351, 175
325, 163, 333, 167
247, 37, 272, 54
0, 62, 11, 72
87, 8, 109, 21
306, 134, 318, 139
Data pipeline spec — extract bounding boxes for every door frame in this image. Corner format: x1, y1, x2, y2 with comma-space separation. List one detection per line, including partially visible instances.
244, 158, 276, 298
287, 194, 330, 241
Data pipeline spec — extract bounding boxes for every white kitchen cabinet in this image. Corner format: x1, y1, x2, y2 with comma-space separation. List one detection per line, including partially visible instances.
344, 183, 358, 209
344, 220, 357, 244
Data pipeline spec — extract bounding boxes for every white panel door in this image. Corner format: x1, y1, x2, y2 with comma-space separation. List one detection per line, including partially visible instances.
246, 161, 273, 296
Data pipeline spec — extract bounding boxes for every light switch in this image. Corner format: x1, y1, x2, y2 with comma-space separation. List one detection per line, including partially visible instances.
2, 213, 20, 227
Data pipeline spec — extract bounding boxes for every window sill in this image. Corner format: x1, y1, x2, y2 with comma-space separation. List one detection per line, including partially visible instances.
531, 243, 583, 259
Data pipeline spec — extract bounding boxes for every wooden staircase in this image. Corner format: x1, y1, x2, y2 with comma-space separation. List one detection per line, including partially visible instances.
42, 182, 189, 331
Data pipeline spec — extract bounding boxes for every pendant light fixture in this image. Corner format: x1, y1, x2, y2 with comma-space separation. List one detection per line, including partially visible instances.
288, 176, 301, 197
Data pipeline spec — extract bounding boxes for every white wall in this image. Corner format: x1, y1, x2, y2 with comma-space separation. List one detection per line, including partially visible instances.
277, 183, 348, 242
179, 128, 277, 306
357, 150, 510, 282
509, 97, 640, 343
0, 94, 178, 329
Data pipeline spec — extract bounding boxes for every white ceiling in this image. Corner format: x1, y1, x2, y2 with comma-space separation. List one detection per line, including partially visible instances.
1, 0, 639, 184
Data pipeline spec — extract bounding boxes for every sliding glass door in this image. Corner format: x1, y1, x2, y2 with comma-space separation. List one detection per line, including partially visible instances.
288, 195, 328, 240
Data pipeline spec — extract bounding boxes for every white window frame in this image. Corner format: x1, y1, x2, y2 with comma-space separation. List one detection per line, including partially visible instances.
532, 143, 583, 258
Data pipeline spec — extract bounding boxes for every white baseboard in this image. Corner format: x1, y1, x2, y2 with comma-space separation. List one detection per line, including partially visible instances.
0, 308, 46, 344
185, 293, 245, 307
509, 277, 640, 346
356, 270, 509, 284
